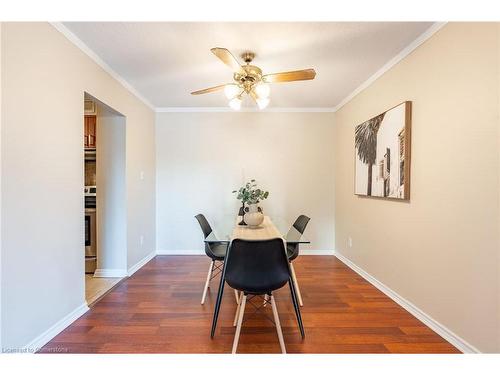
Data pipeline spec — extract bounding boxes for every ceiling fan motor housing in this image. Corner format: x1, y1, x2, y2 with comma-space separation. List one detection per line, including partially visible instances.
234, 64, 262, 92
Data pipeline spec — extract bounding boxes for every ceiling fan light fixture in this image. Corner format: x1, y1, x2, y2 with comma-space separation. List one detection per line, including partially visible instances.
229, 97, 242, 110
256, 97, 270, 110
191, 48, 316, 109
224, 84, 240, 100
254, 83, 270, 98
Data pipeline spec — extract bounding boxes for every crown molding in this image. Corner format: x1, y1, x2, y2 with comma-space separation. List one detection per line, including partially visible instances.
51, 22, 445, 114
332, 22, 447, 113
50, 22, 155, 111
155, 107, 336, 113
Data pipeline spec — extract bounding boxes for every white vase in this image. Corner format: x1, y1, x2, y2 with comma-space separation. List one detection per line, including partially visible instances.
244, 203, 264, 228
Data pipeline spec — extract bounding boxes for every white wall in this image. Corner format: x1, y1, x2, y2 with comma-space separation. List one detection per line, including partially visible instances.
1, 23, 156, 349
334, 23, 499, 352
96, 104, 127, 275
156, 112, 335, 254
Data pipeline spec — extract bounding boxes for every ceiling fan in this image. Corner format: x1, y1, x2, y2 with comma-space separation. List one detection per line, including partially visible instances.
191, 48, 316, 110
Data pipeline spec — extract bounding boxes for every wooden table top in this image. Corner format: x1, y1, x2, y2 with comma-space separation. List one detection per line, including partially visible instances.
231, 216, 283, 241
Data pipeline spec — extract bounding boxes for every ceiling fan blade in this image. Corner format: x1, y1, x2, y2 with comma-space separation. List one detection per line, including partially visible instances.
262, 68, 316, 83
211, 47, 244, 73
191, 84, 227, 95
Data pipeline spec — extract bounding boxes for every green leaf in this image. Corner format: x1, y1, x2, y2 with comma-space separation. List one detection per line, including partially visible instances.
233, 179, 269, 204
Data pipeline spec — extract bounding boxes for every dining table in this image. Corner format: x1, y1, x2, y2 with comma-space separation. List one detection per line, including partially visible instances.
203, 214, 310, 245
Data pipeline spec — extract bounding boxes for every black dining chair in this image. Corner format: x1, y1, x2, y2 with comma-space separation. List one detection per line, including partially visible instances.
195, 214, 230, 305
287, 215, 310, 306
210, 238, 305, 354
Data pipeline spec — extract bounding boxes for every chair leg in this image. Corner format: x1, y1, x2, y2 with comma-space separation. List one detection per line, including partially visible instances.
210, 271, 226, 338
233, 291, 243, 326
289, 262, 303, 306
208, 261, 216, 289
289, 279, 305, 339
234, 289, 240, 304
201, 261, 214, 305
270, 295, 286, 354
263, 294, 268, 307
232, 294, 247, 354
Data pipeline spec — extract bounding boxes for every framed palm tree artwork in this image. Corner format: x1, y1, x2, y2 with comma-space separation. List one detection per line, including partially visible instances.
355, 101, 412, 200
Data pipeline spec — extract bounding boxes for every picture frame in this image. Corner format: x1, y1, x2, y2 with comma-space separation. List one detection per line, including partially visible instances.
354, 101, 412, 200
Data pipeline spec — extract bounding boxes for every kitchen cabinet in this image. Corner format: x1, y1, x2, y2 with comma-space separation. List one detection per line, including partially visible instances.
84, 115, 97, 149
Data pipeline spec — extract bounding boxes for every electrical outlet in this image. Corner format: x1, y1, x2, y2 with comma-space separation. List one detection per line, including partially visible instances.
140, 235, 144, 247
348, 237, 353, 248
140, 171, 145, 180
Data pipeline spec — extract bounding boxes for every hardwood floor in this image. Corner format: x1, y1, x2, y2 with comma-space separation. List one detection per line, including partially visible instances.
41, 255, 460, 354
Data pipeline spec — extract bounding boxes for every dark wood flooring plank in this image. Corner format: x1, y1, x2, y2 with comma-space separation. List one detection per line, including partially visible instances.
40, 255, 460, 354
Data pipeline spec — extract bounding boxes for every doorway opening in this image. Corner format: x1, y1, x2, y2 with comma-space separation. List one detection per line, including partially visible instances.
84, 93, 127, 305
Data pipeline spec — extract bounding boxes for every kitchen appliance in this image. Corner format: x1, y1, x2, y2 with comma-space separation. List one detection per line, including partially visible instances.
84, 185, 96, 208
85, 185, 97, 273
84, 148, 96, 161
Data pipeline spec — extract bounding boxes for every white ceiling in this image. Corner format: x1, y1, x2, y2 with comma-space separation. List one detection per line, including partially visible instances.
63, 22, 433, 109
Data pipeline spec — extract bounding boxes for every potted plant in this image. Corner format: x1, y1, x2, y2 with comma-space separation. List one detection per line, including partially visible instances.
232, 179, 269, 226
